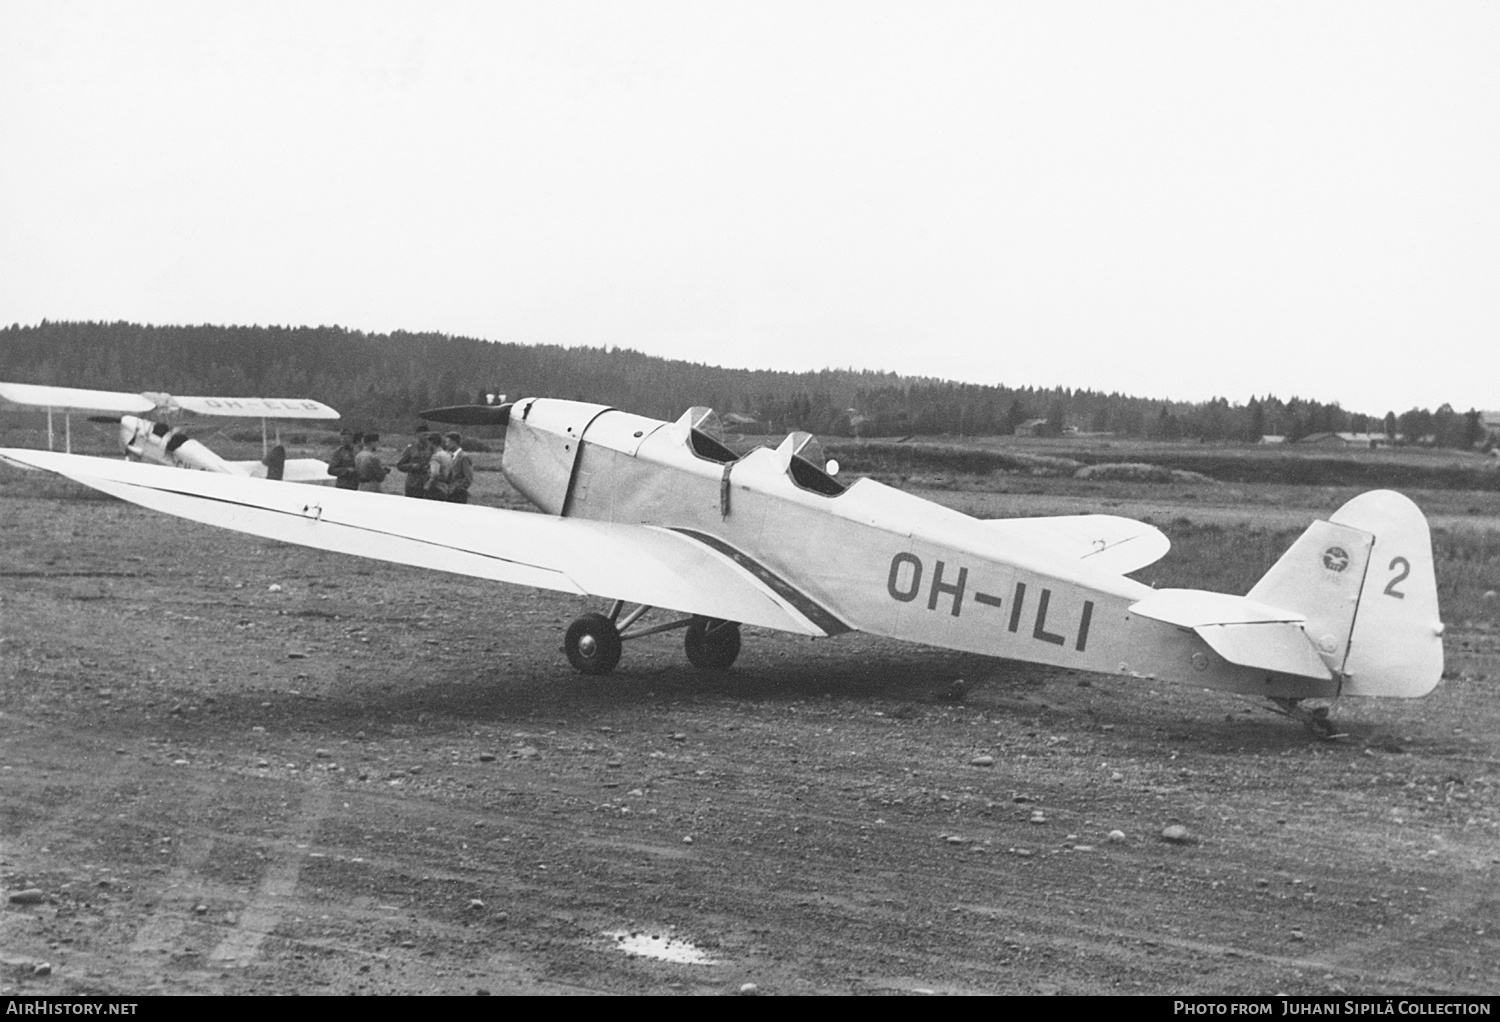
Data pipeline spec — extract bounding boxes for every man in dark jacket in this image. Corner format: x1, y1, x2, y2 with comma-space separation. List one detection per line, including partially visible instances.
395, 426, 437, 498
427, 432, 474, 503
327, 429, 360, 490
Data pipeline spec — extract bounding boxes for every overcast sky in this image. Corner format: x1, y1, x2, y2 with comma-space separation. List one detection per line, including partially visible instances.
2, 1, 1496, 415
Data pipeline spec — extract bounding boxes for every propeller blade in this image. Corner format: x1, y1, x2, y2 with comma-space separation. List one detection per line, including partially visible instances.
419, 403, 513, 426
88, 415, 123, 424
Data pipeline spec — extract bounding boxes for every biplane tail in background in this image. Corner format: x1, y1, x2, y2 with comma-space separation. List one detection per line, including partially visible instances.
0, 382, 339, 482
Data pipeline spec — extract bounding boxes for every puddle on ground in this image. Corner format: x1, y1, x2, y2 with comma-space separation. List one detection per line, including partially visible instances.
604, 929, 718, 965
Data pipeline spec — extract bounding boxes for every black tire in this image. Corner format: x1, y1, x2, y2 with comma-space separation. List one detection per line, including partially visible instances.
684, 618, 741, 671
564, 613, 622, 675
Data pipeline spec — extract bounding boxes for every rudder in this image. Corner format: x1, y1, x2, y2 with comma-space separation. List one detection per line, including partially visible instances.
1331, 490, 1443, 697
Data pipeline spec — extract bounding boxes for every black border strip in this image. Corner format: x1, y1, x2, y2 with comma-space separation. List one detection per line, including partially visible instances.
669, 528, 851, 636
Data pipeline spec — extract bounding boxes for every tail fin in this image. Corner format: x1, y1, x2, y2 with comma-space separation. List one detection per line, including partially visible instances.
1248, 490, 1443, 697
263, 444, 287, 482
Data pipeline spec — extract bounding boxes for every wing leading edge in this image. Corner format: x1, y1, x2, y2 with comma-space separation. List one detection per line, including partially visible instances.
0, 449, 832, 637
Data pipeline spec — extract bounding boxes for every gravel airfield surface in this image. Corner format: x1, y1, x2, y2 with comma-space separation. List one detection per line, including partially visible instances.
2, 473, 1498, 996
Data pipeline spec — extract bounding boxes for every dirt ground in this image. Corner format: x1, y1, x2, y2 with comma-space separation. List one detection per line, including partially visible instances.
1, 468, 1497, 995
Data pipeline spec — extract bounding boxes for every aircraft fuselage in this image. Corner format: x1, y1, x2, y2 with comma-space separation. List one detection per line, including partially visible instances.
499, 399, 1338, 699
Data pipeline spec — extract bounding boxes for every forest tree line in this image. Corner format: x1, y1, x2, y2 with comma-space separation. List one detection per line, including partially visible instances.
1, 321, 1489, 448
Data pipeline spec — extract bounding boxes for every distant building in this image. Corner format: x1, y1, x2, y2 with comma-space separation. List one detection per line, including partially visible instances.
1294, 431, 1395, 448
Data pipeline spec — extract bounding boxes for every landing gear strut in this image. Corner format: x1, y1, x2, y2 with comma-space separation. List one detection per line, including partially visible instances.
1268, 698, 1346, 740
562, 602, 742, 675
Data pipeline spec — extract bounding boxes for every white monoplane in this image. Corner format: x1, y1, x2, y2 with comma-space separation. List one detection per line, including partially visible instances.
0, 381, 340, 481
0, 397, 1443, 735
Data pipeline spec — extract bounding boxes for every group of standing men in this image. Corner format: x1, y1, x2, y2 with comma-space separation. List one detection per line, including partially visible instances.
328, 426, 473, 502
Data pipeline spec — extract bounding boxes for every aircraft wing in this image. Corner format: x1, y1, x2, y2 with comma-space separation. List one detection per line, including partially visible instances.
165, 396, 341, 419
0, 382, 156, 415
0, 449, 831, 637
981, 514, 1170, 575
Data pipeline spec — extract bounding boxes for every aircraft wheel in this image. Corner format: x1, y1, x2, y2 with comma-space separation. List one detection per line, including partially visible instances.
564, 613, 622, 675
685, 618, 741, 671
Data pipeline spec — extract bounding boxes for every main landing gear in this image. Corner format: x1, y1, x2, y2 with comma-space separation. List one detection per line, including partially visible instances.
1267, 697, 1347, 740
562, 601, 741, 676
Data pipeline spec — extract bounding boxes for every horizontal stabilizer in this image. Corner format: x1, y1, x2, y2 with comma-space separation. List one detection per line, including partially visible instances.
1194, 623, 1333, 679
983, 514, 1170, 574
1130, 588, 1330, 680
229, 458, 331, 483
1128, 589, 1303, 628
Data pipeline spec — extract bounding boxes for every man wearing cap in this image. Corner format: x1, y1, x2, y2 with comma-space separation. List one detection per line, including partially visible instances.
327, 429, 360, 490
354, 433, 390, 492
427, 432, 474, 503
395, 426, 437, 498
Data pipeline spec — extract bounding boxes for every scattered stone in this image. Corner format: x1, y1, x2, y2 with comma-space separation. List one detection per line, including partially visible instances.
944, 835, 965, 844
1160, 824, 1194, 845
287, 651, 306, 659
268, 584, 283, 592
1012, 794, 1035, 803
682, 835, 694, 845
1072, 845, 1095, 852
33, 963, 51, 977
1029, 812, 1047, 825
670, 733, 687, 742
407, 765, 423, 775
1483, 590, 1497, 601
970, 754, 995, 767
1110, 772, 1125, 782
8, 889, 46, 905
1255, 878, 1270, 888
469, 899, 485, 910
516, 747, 540, 760
193, 904, 207, 916
1108, 830, 1126, 843
739, 983, 759, 996
1289, 929, 1305, 941
314, 749, 332, 759
477, 752, 496, 762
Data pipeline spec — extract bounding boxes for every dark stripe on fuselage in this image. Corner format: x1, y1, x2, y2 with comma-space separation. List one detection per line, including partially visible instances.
669, 528, 851, 637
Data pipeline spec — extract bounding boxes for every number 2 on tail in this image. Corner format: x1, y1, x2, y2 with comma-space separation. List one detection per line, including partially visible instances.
1384, 556, 1410, 599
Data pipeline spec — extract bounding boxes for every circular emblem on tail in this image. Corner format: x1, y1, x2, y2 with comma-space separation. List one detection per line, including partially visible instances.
1323, 546, 1349, 572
